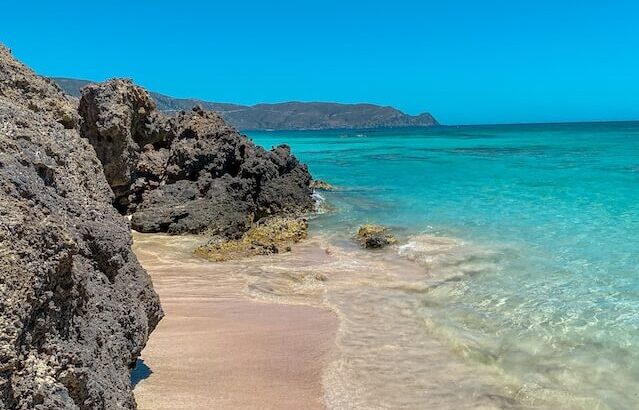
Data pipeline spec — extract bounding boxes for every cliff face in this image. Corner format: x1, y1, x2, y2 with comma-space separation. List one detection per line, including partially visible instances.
78, 80, 314, 238
53, 77, 439, 130
0, 45, 315, 409
0, 45, 162, 409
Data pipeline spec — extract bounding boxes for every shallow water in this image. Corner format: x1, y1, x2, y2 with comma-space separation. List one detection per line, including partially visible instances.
246, 123, 639, 409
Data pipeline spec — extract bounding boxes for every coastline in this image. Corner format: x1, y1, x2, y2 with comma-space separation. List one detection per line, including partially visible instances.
129, 230, 525, 409
128, 208, 626, 409
131, 233, 337, 410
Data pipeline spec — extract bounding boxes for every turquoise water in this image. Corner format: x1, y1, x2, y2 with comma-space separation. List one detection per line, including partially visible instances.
248, 123, 639, 409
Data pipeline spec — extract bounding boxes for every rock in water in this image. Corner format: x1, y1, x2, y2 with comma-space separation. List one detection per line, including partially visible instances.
78, 81, 314, 238
194, 216, 308, 261
356, 224, 398, 249
310, 179, 335, 191
0, 45, 162, 409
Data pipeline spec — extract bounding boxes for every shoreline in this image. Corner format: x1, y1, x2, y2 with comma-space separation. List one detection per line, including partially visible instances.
129, 231, 516, 410
129, 228, 587, 409
131, 233, 337, 410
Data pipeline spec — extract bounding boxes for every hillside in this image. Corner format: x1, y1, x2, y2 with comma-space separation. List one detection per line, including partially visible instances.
52, 77, 438, 130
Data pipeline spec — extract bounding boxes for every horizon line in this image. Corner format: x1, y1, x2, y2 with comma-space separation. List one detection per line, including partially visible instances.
50, 77, 639, 128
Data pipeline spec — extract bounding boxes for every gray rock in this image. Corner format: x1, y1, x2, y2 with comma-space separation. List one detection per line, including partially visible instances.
0, 49, 79, 129
78, 81, 314, 238
78, 79, 170, 212
0, 44, 162, 409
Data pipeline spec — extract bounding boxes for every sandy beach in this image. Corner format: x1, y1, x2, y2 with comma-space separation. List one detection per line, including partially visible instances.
131, 234, 337, 410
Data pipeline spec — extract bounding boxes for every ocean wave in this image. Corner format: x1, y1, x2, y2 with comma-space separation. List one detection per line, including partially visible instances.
397, 234, 503, 282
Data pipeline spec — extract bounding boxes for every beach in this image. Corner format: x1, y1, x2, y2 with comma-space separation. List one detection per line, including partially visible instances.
129, 232, 520, 410
128, 122, 639, 410
4, 5, 637, 408
131, 233, 337, 410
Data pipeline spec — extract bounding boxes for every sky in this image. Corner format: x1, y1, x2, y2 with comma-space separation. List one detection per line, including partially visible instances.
2, 0, 638, 125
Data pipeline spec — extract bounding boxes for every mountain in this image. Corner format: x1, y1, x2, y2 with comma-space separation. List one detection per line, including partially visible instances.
51, 77, 438, 130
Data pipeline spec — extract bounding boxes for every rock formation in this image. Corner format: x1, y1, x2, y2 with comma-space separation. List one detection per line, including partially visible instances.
310, 179, 335, 191
194, 216, 308, 261
78, 80, 314, 238
357, 224, 398, 249
0, 45, 162, 409
0, 42, 315, 407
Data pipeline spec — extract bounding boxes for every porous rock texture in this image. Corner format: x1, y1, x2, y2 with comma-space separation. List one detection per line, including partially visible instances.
194, 216, 309, 262
78, 80, 315, 238
0, 45, 162, 409
356, 224, 398, 249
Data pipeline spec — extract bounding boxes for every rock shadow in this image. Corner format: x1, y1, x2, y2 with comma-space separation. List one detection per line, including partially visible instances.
130, 359, 153, 387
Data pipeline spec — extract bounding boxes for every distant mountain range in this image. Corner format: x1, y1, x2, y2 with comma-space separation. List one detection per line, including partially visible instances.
52, 77, 438, 131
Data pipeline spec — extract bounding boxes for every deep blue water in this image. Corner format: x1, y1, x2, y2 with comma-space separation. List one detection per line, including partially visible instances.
248, 122, 639, 409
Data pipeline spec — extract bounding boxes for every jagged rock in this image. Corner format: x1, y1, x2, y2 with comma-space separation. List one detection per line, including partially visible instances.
194, 217, 308, 261
0, 45, 162, 409
356, 224, 398, 249
78, 81, 314, 238
0, 46, 78, 129
78, 79, 171, 212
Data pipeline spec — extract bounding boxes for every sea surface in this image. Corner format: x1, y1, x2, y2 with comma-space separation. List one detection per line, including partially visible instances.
247, 122, 639, 410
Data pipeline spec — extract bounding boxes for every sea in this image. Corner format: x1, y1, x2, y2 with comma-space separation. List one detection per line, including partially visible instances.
243, 122, 639, 410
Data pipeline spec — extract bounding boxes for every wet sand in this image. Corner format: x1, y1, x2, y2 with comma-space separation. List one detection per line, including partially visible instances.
131, 233, 337, 410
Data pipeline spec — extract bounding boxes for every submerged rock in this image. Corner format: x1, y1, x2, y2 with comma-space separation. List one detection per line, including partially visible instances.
310, 179, 336, 191
194, 217, 308, 261
78, 82, 314, 238
357, 224, 398, 249
0, 44, 162, 409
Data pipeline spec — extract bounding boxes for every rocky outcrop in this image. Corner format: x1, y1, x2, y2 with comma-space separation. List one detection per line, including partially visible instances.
0, 45, 162, 409
357, 224, 397, 249
78, 80, 314, 238
1, 56, 78, 130
194, 216, 308, 261
310, 179, 335, 191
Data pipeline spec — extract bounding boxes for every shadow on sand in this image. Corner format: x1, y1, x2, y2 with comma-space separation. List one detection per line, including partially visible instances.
130, 359, 152, 387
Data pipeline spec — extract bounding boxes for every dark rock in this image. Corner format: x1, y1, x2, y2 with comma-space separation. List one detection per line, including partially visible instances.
78, 79, 171, 212
0, 44, 162, 409
356, 224, 398, 249
0, 49, 79, 129
364, 235, 391, 248
78, 80, 314, 238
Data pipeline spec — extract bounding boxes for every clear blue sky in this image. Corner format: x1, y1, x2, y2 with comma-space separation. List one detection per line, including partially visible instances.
2, 0, 638, 125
